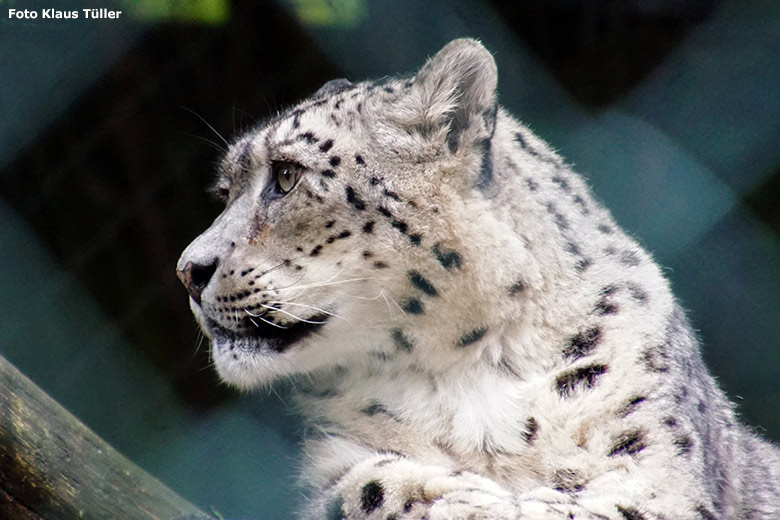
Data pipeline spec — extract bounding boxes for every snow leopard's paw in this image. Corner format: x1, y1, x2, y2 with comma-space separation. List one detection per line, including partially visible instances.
324, 455, 517, 520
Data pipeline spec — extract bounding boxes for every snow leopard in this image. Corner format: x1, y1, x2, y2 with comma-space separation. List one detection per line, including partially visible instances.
176, 39, 780, 519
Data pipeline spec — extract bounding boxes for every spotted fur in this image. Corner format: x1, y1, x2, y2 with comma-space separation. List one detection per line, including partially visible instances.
177, 39, 780, 519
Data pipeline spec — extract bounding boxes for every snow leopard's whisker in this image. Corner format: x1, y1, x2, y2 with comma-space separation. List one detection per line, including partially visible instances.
180, 132, 226, 153
243, 309, 289, 329
272, 273, 309, 294
180, 106, 229, 147
273, 265, 349, 292
196, 330, 207, 354
268, 301, 345, 320
259, 304, 329, 325
382, 291, 409, 319
335, 288, 405, 320
276, 276, 374, 292
251, 259, 300, 280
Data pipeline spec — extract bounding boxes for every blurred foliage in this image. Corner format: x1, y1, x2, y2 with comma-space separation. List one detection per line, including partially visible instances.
123, 0, 231, 25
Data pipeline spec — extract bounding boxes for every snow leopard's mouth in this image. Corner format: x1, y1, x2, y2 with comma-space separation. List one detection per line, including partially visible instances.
205, 313, 331, 353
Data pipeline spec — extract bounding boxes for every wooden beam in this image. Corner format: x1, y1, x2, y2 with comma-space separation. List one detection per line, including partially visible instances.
0, 354, 215, 520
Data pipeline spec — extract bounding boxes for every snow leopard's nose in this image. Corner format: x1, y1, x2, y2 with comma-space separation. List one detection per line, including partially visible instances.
177, 259, 218, 306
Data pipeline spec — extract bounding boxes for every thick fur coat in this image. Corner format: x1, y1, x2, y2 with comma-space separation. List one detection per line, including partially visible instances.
177, 39, 780, 519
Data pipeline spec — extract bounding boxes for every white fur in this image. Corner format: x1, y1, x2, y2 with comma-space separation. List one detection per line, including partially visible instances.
178, 39, 780, 519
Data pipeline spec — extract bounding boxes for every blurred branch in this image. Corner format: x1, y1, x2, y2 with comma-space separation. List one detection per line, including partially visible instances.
0, 353, 214, 520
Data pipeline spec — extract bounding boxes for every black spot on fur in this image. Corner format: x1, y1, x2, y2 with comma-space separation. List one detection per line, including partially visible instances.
390, 220, 408, 234
674, 435, 693, 455
360, 481, 384, 513
377, 206, 393, 218
458, 327, 487, 347
616, 506, 646, 520
345, 186, 366, 210
477, 138, 493, 190
362, 401, 390, 416
509, 280, 525, 295
597, 224, 613, 234
391, 329, 413, 352
563, 326, 602, 360
383, 188, 401, 201
325, 220, 335, 229
626, 282, 649, 304
696, 505, 717, 520
664, 417, 678, 428
556, 364, 608, 397
362, 221, 375, 233
337, 230, 351, 239
525, 178, 539, 191
329, 156, 341, 167
514, 131, 533, 152
432, 243, 462, 270
408, 233, 422, 246
595, 299, 619, 315
409, 271, 437, 296
310, 245, 323, 256
402, 298, 424, 314
621, 396, 646, 417
572, 194, 590, 215
321, 169, 336, 178
291, 108, 304, 129
608, 430, 646, 457
642, 343, 671, 373
298, 132, 318, 144
373, 261, 388, 269
565, 242, 581, 256
369, 177, 381, 186
355, 154, 365, 165
546, 203, 569, 230
552, 175, 571, 193
575, 258, 592, 272
319, 139, 334, 152
523, 417, 539, 444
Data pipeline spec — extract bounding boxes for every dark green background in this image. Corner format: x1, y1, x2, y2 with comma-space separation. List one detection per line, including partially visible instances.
1, 1, 778, 518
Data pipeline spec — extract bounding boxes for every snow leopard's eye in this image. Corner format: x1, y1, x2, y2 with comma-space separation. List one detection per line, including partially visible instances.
272, 161, 303, 194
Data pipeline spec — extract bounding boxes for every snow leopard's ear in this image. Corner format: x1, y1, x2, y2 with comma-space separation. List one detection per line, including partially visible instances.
407, 39, 498, 153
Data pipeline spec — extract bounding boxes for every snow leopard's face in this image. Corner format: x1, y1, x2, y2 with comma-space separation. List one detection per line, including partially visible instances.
177, 42, 512, 388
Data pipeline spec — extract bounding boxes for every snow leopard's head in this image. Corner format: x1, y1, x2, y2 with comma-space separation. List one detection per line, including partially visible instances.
177, 39, 530, 388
